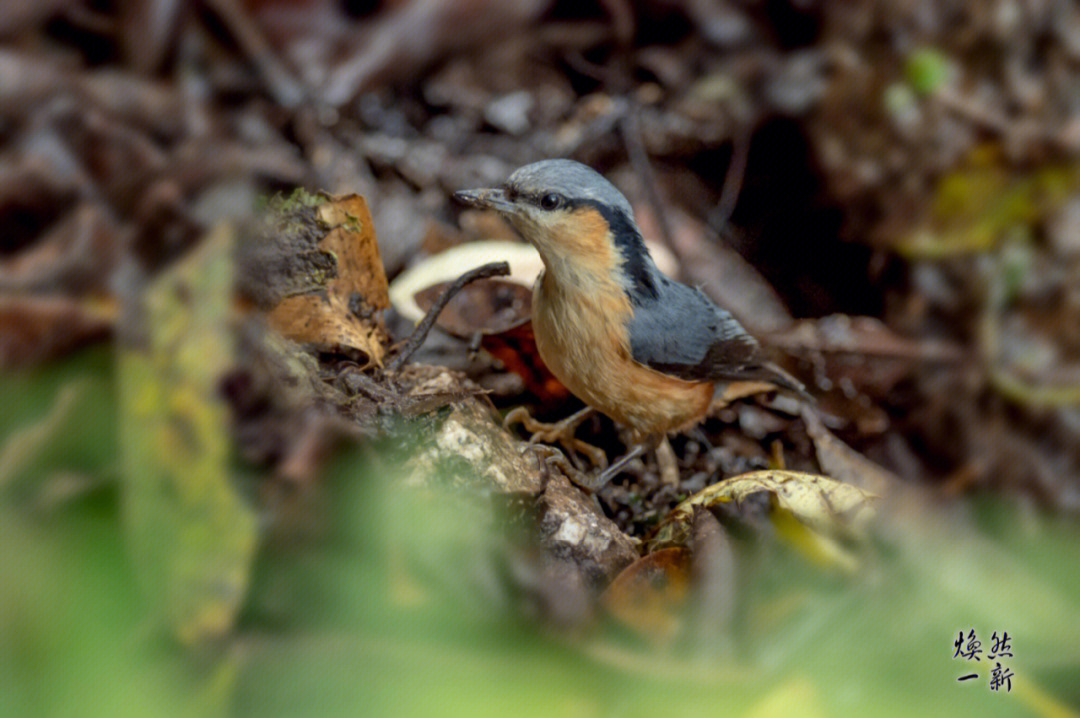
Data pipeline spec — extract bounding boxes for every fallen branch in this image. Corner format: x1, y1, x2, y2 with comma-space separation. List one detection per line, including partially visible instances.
387, 261, 510, 372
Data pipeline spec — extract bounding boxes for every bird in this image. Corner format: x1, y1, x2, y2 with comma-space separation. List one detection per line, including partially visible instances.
454, 159, 810, 489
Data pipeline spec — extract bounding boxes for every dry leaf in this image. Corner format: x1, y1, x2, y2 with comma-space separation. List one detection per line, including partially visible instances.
387, 240, 570, 401
315, 195, 390, 313
267, 194, 390, 366
0, 203, 119, 293
479, 319, 571, 402
766, 314, 963, 397
413, 278, 531, 337
648, 470, 876, 553
0, 295, 114, 369
600, 547, 691, 640
802, 407, 899, 494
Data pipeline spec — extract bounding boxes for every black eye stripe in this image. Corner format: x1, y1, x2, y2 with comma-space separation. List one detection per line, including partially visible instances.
504, 187, 572, 210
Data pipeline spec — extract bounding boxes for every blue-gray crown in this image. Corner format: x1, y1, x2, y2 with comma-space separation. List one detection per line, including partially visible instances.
505, 159, 635, 218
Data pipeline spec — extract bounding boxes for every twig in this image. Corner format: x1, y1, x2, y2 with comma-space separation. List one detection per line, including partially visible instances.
339, 364, 397, 401
201, 0, 305, 108
935, 88, 1013, 135
712, 126, 752, 231
562, 48, 619, 86
597, 0, 635, 45
619, 105, 676, 260
62, 4, 116, 35
387, 261, 510, 372
933, 87, 1070, 152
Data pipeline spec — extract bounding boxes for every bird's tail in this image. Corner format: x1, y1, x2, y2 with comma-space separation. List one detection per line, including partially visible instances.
756, 361, 816, 404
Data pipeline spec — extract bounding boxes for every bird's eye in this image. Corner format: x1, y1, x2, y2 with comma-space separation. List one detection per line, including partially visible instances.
539, 193, 563, 211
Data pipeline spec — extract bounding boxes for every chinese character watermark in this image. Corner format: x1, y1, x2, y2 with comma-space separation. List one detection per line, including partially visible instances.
990, 662, 1014, 692
953, 629, 982, 661
988, 631, 1013, 659
952, 629, 1013, 692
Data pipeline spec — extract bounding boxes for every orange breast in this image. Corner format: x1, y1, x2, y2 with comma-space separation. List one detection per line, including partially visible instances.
532, 272, 713, 439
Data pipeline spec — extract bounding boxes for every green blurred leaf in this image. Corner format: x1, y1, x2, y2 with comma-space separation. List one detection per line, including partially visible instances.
896, 154, 1080, 259
0, 347, 117, 497
905, 47, 954, 95
117, 225, 258, 645
0, 502, 208, 718
4, 314, 1078, 718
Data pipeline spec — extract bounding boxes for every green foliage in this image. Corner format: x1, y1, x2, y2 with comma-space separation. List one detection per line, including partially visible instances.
2, 353, 1079, 717
905, 48, 954, 95
117, 225, 258, 646
898, 153, 1080, 259
0, 347, 117, 498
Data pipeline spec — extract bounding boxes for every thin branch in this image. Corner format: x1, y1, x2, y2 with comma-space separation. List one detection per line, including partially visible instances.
619, 105, 676, 260
201, 0, 305, 108
713, 126, 752, 230
386, 261, 510, 372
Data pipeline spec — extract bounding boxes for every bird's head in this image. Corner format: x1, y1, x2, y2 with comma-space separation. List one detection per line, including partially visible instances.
455, 159, 656, 292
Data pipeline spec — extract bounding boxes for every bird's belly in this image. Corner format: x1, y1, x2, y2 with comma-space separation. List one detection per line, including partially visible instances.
532, 287, 713, 437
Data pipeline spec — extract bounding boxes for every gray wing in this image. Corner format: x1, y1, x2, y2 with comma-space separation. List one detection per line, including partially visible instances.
626, 277, 763, 381
627, 278, 811, 400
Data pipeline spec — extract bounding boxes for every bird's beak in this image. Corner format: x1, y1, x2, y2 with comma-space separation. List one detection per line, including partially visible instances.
453, 188, 516, 214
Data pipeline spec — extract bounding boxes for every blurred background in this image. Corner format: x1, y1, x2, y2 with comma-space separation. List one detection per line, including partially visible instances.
2, 1, 1080, 716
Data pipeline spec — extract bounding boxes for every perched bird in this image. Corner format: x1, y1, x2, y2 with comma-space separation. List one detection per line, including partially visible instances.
455, 159, 809, 487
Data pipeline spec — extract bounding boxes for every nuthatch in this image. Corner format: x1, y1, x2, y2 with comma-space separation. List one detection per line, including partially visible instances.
455, 159, 809, 485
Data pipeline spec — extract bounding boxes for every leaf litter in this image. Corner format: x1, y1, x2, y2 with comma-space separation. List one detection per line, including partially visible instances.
2, 1, 1080, 712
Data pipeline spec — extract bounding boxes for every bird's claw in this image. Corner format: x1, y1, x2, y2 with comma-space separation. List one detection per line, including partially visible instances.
528, 444, 607, 493
504, 406, 608, 471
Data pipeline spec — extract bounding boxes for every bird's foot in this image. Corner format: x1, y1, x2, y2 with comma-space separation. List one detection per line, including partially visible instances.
529, 444, 609, 494
504, 406, 608, 471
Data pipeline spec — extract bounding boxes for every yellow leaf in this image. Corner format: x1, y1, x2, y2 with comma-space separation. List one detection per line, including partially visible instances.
648, 470, 876, 553
118, 224, 258, 645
